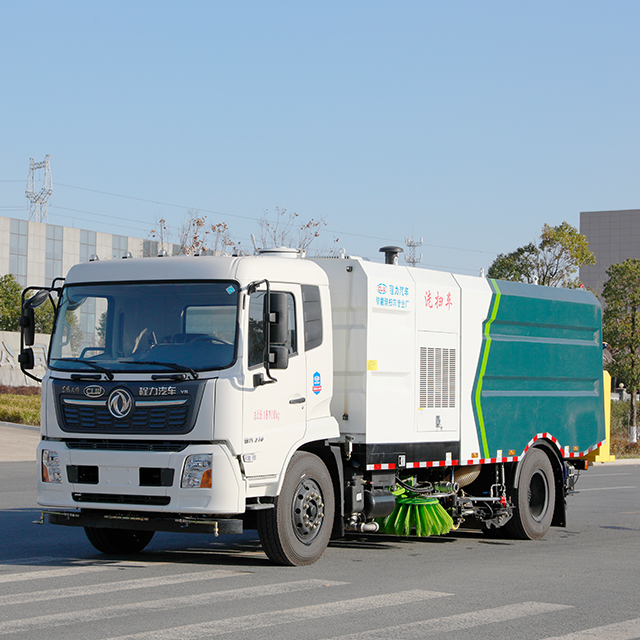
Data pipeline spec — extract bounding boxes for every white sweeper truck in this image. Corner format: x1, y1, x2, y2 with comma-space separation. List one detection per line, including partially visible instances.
19, 245, 606, 565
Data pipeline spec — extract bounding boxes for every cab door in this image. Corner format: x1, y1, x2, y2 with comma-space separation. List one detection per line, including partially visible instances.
242, 285, 307, 482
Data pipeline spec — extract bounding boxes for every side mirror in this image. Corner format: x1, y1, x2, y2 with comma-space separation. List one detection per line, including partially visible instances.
267, 292, 289, 344
19, 307, 36, 347
268, 345, 289, 370
19, 288, 51, 347
26, 289, 51, 309
18, 348, 35, 370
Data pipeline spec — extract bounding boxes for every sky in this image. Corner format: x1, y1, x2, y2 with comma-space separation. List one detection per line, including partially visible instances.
2, 1, 640, 276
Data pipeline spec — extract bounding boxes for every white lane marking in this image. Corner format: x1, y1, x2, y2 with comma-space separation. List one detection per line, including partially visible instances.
542, 617, 640, 639
577, 486, 637, 492
0, 565, 116, 584
0, 556, 60, 566
104, 590, 452, 640
0, 560, 165, 584
0, 579, 348, 635
0, 569, 248, 606
319, 602, 571, 640
581, 473, 630, 477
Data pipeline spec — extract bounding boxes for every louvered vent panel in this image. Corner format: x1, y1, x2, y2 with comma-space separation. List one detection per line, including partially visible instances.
420, 346, 457, 409
447, 348, 457, 408
419, 347, 428, 408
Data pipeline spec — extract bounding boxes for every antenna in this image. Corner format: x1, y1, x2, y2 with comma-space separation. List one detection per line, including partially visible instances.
404, 236, 423, 266
25, 155, 53, 223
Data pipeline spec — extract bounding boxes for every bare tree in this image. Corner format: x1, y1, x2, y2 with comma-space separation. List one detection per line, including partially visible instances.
210, 222, 235, 255
257, 207, 327, 253
149, 217, 168, 246
178, 209, 209, 255
310, 235, 342, 257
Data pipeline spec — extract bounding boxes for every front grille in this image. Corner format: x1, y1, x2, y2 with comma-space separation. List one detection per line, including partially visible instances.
53, 379, 206, 435
66, 440, 188, 452
53, 380, 207, 440
72, 493, 170, 506
61, 401, 189, 433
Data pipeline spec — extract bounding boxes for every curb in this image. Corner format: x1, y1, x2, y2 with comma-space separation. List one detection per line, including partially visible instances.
593, 457, 640, 465
0, 421, 39, 432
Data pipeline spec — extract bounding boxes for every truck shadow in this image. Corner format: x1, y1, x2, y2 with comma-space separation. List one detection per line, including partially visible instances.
1, 508, 506, 569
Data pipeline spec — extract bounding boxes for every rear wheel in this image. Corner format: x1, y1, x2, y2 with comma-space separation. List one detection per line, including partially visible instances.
505, 448, 555, 540
84, 527, 155, 554
257, 452, 335, 566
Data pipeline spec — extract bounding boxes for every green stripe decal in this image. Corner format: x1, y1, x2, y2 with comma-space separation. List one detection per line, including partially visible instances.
475, 279, 501, 459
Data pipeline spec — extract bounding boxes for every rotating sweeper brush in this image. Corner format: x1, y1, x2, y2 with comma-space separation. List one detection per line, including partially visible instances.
376, 486, 454, 537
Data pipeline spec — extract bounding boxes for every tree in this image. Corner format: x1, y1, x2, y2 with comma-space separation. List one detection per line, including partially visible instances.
487, 222, 595, 287
0, 274, 23, 331
486, 242, 538, 283
178, 209, 209, 255
149, 217, 168, 247
209, 222, 235, 255
602, 258, 640, 440
0, 274, 55, 334
257, 207, 327, 254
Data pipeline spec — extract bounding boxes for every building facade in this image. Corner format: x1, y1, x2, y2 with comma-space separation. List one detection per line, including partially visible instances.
579, 209, 640, 294
0, 215, 180, 288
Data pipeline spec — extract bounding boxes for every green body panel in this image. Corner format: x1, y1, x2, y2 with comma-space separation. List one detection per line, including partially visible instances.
473, 279, 605, 459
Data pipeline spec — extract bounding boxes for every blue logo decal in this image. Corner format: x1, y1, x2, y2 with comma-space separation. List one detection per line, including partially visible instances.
226, 286, 235, 295
312, 371, 322, 395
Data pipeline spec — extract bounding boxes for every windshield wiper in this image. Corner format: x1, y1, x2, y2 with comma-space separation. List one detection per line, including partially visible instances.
56, 358, 114, 381
120, 360, 199, 380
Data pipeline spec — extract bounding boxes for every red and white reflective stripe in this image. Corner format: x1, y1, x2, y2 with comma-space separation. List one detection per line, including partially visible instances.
404, 460, 454, 469
523, 432, 560, 455
367, 463, 397, 471
462, 456, 520, 465
523, 433, 606, 459
565, 440, 605, 458
365, 434, 605, 471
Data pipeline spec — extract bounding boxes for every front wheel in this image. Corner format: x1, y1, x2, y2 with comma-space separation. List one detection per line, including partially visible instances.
505, 448, 556, 540
257, 452, 335, 566
84, 527, 155, 554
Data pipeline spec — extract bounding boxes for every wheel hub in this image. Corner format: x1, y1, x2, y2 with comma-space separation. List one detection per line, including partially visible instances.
528, 469, 550, 522
292, 478, 325, 544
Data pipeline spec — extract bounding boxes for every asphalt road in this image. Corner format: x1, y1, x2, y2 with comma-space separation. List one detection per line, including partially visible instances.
1, 459, 639, 640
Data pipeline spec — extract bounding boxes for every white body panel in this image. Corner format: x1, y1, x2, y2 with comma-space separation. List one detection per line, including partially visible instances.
311, 257, 493, 463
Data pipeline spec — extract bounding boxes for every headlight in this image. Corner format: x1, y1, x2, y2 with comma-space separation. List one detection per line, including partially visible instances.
181, 454, 212, 488
42, 450, 62, 483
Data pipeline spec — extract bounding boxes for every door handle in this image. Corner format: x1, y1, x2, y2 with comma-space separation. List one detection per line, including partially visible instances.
289, 397, 306, 405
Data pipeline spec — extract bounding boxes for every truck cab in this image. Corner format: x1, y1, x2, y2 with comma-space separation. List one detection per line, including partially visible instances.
27, 251, 339, 564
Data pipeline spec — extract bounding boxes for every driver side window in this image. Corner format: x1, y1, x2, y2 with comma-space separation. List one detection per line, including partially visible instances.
248, 291, 296, 368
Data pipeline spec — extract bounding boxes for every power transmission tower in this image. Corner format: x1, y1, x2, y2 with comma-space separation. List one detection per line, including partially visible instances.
405, 236, 423, 266
26, 155, 53, 222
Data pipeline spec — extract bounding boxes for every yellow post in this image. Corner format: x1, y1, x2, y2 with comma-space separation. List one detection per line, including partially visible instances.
586, 370, 616, 463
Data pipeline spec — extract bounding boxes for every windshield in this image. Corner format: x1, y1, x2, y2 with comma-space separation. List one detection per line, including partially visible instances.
49, 281, 239, 373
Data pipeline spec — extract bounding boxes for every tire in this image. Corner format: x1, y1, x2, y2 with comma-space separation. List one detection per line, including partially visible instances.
505, 448, 556, 540
84, 527, 155, 554
257, 452, 335, 566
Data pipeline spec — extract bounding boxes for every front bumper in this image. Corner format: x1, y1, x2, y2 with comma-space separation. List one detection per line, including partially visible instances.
40, 509, 243, 535
37, 440, 244, 515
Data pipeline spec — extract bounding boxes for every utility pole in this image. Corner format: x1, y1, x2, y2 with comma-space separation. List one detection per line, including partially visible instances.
26, 155, 53, 223
405, 235, 423, 266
